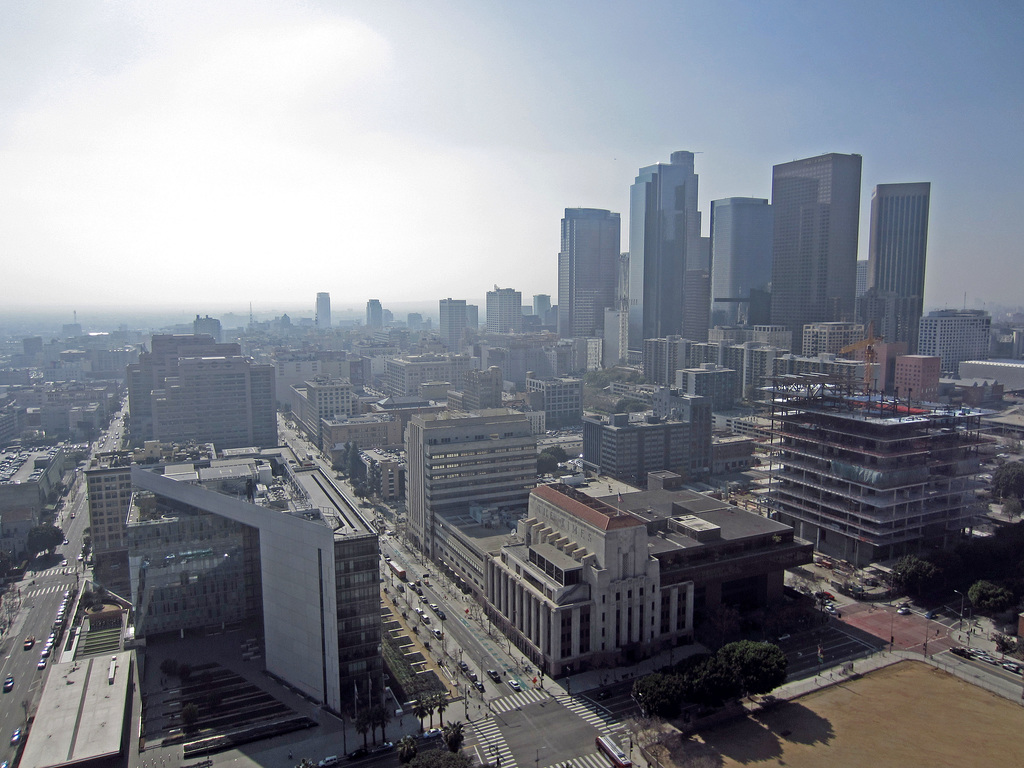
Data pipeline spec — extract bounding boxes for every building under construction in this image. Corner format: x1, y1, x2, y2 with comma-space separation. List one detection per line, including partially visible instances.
765, 373, 986, 567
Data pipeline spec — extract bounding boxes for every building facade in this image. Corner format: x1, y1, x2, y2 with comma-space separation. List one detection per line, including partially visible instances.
918, 309, 991, 375
439, 298, 469, 353
316, 292, 332, 329
710, 197, 773, 327
558, 208, 621, 339
486, 287, 524, 334
801, 322, 865, 357
770, 153, 863, 352
628, 151, 703, 349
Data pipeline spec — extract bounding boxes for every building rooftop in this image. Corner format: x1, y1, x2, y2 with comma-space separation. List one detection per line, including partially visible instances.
19, 651, 134, 768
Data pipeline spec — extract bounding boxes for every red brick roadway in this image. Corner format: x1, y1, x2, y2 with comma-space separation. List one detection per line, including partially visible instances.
841, 600, 957, 656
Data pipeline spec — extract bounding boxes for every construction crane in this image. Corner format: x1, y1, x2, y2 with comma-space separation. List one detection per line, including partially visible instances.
841, 323, 884, 393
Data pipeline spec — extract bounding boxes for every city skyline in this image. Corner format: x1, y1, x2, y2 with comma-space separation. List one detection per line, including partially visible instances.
1, 2, 1022, 312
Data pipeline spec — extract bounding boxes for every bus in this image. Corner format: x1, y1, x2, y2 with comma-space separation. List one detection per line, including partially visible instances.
388, 560, 407, 581
595, 736, 631, 768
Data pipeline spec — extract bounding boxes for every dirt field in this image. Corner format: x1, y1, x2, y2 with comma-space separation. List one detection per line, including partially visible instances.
655, 661, 1024, 768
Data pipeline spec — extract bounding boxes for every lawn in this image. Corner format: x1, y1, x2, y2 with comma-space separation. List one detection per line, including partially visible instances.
654, 661, 1024, 768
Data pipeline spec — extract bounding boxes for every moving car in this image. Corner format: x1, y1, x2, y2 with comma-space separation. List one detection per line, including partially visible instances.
10, 729, 21, 745
896, 606, 911, 615
487, 669, 501, 682
474, 680, 485, 692
23, 636, 34, 650
3, 676, 13, 693
38, 658, 47, 670
508, 680, 522, 691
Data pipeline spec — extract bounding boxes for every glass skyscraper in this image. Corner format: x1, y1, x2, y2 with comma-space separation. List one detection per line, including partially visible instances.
557, 208, 621, 339
709, 197, 773, 327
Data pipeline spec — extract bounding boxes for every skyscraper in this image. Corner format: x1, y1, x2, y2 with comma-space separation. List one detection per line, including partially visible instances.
486, 286, 523, 334
709, 198, 773, 327
533, 294, 552, 322
557, 208, 621, 339
769, 153, 862, 352
366, 298, 383, 329
628, 151, 703, 349
860, 182, 931, 352
439, 298, 468, 352
315, 292, 331, 329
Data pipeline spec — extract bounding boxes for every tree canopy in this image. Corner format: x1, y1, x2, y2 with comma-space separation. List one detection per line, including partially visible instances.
27, 523, 64, 557
409, 750, 472, 768
891, 554, 940, 596
992, 461, 1024, 500
968, 580, 1015, 613
716, 640, 789, 697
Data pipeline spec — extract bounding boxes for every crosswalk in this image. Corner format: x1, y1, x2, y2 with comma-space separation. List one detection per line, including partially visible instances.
554, 694, 625, 737
25, 582, 74, 598
549, 750, 618, 768
471, 715, 518, 768
489, 687, 549, 714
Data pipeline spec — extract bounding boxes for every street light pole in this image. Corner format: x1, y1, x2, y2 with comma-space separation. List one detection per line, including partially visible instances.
955, 589, 965, 632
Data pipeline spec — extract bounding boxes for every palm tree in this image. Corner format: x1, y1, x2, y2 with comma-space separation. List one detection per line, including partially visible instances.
413, 698, 429, 733
398, 735, 418, 765
442, 721, 465, 753
355, 710, 371, 748
371, 704, 392, 743
434, 692, 449, 726
425, 695, 438, 728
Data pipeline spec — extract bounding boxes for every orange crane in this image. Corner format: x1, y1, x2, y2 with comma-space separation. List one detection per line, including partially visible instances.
841, 324, 884, 393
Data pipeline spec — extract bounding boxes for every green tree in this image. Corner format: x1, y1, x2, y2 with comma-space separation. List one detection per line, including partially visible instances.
413, 698, 429, 732
632, 673, 683, 718
1002, 496, 1023, 520
0, 549, 11, 579
544, 445, 569, 463
368, 460, 383, 498
398, 735, 418, 764
537, 452, 560, 475
441, 721, 465, 753
433, 692, 449, 726
992, 461, 1024, 500
26, 523, 64, 556
681, 654, 742, 707
716, 640, 789, 698
180, 702, 199, 730
355, 710, 372, 748
348, 442, 366, 482
892, 554, 940, 596
968, 580, 1015, 613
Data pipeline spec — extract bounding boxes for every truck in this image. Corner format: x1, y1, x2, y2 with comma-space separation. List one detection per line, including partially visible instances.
388, 560, 407, 581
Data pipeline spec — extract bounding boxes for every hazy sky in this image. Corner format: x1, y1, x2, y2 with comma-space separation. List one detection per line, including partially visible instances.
2, 1, 1021, 317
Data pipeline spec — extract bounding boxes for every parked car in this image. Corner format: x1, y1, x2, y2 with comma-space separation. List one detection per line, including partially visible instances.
897, 606, 911, 615
346, 747, 368, 760
474, 680, 485, 692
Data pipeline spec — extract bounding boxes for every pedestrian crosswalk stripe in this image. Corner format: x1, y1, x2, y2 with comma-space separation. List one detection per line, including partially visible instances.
545, 750, 615, 768
489, 687, 549, 714
471, 716, 518, 768
554, 694, 624, 736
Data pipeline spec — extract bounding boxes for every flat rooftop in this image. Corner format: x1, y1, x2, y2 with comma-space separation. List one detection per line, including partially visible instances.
19, 651, 133, 768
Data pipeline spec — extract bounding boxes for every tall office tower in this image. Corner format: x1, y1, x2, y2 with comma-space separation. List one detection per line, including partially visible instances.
918, 309, 991, 375
466, 304, 479, 334
439, 298, 469, 352
533, 294, 552, 321
366, 298, 383, 329
406, 410, 536, 556
127, 334, 241, 442
628, 151, 703, 350
316, 292, 332, 329
710, 198, 773, 327
769, 153, 862, 352
407, 312, 423, 331
861, 182, 931, 352
193, 314, 222, 342
557, 208, 621, 339
856, 261, 869, 298
486, 286, 523, 334
152, 355, 278, 448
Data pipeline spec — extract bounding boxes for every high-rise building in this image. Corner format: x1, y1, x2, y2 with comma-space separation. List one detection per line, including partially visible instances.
856, 260, 869, 298
628, 151, 703, 349
486, 286, 523, 334
710, 198, 773, 327
439, 298, 469, 352
366, 299, 383, 329
406, 410, 536, 556
557, 208, 621, 339
767, 376, 982, 566
316, 292, 332, 329
769, 153, 862, 352
193, 314, 222, 342
151, 355, 277, 449
801, 321, 865, 356
918, 309, 991, 374
860, 182, 931, 352
533, 294, 552, 322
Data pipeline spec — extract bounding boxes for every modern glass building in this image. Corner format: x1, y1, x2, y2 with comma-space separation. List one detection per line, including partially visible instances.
557, 208, 621, 339
769, 153, 862, 352
628, 151, 703, 350
709, 197, 773, 326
